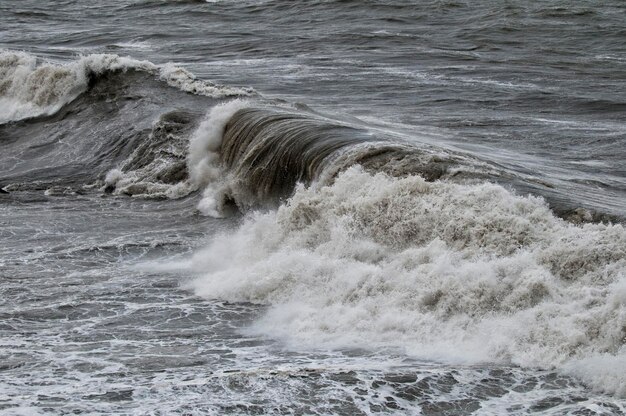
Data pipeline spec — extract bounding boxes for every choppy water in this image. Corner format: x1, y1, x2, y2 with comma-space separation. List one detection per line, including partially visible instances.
1, 1, 625, 414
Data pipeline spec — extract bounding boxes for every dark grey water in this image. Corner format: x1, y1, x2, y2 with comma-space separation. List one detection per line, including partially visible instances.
1, 1, 625, 414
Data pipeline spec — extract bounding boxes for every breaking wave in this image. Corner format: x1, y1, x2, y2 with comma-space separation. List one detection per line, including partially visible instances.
182, 101, 616, 225
184, 102, 495, 216
187, 166, 626, 396
0, 50, 253, 124
3, 53, 624, 396
0, 53, 250, 196
165, 100, 626, 396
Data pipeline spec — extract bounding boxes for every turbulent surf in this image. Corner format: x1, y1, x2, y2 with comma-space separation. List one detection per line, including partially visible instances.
2, 1, 626, 413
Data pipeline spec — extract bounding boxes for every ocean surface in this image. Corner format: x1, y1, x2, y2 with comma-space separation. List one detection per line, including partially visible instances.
1, 1, 625, 414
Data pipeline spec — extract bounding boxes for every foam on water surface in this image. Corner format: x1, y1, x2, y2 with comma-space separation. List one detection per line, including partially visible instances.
188, 167, 626, 397
2, 0, 626, 412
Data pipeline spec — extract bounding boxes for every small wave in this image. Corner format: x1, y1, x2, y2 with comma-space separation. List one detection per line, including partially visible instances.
0, 50, 253, 124
109, 40, 153, 50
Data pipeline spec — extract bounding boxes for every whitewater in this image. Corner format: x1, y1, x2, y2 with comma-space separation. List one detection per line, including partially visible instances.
1, 1, 625, 414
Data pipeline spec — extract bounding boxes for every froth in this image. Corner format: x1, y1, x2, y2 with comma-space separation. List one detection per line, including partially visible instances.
159, 63, 254, 98
187, 167, 626, 396
187, 99, 252, 216
1, 51, 86, 123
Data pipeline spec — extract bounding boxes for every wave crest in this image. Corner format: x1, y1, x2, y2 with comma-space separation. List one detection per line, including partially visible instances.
0, 50, 253, 124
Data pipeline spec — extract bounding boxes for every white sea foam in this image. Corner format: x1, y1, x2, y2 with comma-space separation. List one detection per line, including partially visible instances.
0, 50, 253, 124
158, 63, 254, 98
187, 99, 252, 216
187, 166, 626, 396
111, 40, 153, 50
